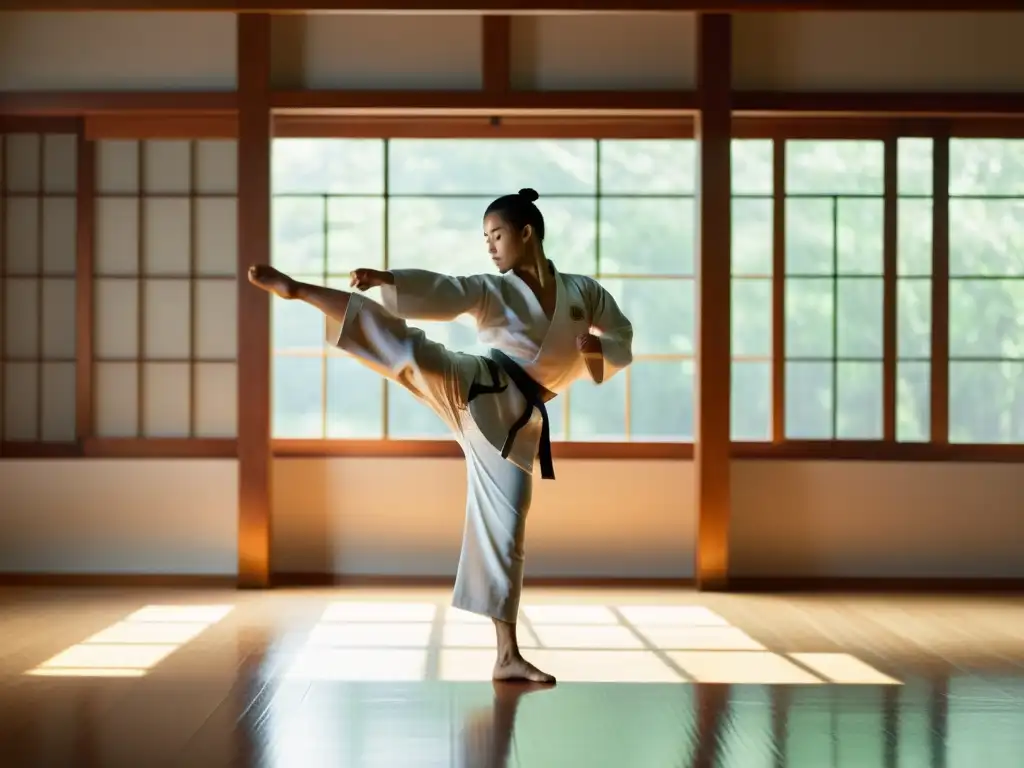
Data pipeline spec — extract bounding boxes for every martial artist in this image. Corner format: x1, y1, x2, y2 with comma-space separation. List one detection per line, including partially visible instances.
248, 187, 634, 684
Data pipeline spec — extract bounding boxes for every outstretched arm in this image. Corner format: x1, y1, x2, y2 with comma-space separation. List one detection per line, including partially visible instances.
579, 279, 633, 384
351, 267, 490, 322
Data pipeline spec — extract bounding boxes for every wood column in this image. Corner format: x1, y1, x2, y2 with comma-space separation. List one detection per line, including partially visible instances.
694, 13, 732, 590
237, 14, 273, 588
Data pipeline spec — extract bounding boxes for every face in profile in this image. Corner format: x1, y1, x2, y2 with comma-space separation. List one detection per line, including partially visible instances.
483, 212, 529, 274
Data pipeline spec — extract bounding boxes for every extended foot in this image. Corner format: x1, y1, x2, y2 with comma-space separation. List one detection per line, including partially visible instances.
248, 264, 298, 299
492, 654, 556, 685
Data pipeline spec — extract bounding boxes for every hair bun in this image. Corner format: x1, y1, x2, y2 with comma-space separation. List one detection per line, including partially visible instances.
518, 188, 540, 203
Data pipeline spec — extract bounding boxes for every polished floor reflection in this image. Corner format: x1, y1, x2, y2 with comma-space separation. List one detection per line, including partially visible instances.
2, 586, 1024, 766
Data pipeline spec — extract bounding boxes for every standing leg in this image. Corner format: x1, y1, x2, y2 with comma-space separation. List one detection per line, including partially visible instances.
453, 429, 555, 684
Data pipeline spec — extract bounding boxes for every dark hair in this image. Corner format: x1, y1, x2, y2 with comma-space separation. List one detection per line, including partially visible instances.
484, 188, 546, 241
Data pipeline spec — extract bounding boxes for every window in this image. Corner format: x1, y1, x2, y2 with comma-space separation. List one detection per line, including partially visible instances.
896, 138, 933, 442
784, 140, 885, 439
2, 132, 78, 444
93, 139, 239, 439
948, 139, 1024, 444
731, 139, 774, 441
270, 138, 696, 443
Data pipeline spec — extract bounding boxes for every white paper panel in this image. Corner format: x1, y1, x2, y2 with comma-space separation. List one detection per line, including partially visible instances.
195, 197, 237, 276
42, 278, 76, 359
4, 134, 40, 193
94, 279, 138, 359
194, 362, 236, 437
143, 362, 190, 437
95, 361, 138, 437
97, 140, 139, 195
43, 135, 77, 195
4, 362, 38, 440
41, 361, 76, 441
4, 278, 39, 358
95, 197, 139, 275
194, 279, 236, 359
143, 197, 190, 275
195, 140, 237, 195
5, 197, 40, 275
144, 140, 191, 195
42, 197, 77, 275
144, 279, 190, 359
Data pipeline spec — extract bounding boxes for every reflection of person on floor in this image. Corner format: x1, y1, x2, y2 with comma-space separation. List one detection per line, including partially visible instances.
249, 187, 633, 684
458, 682, 552, 768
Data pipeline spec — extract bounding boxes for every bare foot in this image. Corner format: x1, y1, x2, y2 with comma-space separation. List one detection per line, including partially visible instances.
248, 264, 298, 299
492, 654, 556, 685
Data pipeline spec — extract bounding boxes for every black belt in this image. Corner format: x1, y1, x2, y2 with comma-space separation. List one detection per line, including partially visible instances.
466, 349, 557, 480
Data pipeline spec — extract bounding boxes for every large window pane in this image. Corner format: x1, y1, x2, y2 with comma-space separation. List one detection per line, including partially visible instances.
273, 355, 323, 438
388, 139, 596, 195
949, 139, 1024, 196
326, 197, 386, 274
786, 140, 884, 195
949, 279, 1024, 359
898, 199, 932, 277
836, 198, 883, 275
897, 361, 930, 442
600, 140, 694, 195
325, 353, 383, 439
568, 373, 626, 441
731, 360, 771, 441
785, 198, 834, 275
270, 137, 693, 443
731, 198, 772, 276
949, 199, 1024, 277
898, 138, 933, 197
273, 197, 326, 275
599, 198, 694, 276
785, 278, 834, 358
837, 277, 883, 358
732, 139, 773, 195
604, 278, 693, 356
732, 278, 771, 358
836, 361, 883, 439
897, 278, 932, 359
630, 360, 693, 441
273, 138, 384, 195
785, 361, 833, 439
949, 361, 1024, 443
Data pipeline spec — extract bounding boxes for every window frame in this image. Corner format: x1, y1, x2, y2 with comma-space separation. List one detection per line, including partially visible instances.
2, 112, 1024, 461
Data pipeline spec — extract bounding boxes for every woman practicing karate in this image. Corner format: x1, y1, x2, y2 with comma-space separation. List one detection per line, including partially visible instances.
248, 187, 633, 684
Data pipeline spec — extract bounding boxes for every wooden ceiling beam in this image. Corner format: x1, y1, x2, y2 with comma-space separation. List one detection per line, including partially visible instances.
1, 0, 1020, 12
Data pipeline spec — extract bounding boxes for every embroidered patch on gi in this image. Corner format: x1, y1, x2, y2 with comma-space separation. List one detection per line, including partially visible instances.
569, 305, 585, 322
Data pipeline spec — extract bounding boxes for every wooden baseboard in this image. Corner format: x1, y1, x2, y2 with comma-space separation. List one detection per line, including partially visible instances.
729, 577, 1024, 593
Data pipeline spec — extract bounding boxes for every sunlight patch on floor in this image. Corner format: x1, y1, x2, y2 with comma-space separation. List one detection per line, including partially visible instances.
26, 605, 234, 678
281, 600, 902, 685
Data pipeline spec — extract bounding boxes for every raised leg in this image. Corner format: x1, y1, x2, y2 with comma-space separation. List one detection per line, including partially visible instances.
248, 264, 350, 322
492, 619, 556, 684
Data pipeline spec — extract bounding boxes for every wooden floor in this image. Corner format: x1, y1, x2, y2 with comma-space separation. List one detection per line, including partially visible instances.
2, 587, 1024, 766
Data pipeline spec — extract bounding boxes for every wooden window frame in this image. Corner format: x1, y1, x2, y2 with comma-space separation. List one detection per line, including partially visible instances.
2, 104, 1024, 461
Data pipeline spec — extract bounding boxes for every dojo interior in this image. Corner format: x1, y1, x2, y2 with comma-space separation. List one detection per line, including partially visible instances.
1, 6, 1024, 767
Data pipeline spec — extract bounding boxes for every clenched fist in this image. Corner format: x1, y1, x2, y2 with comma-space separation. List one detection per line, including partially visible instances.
576, 333, 602, 357
349, 268, 393, 291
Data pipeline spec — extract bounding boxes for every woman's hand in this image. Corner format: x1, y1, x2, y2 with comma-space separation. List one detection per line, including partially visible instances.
349, 268, 394, 291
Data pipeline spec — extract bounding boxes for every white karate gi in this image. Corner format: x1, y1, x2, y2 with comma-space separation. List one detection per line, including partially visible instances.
328, 261, 633, 623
